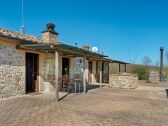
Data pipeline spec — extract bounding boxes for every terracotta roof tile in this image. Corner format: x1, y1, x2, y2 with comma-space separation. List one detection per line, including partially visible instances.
0, 28, 44, 43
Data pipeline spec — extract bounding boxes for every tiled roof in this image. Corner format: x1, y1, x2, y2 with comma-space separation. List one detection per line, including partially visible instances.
0, 28, 44, 43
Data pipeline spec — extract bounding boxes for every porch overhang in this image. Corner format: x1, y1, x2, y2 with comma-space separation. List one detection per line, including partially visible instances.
17, 43, 108, 59
111, 60, 129, 64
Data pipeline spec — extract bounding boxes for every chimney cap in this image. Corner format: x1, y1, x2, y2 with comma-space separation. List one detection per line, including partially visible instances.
42, 23, 58, 35
47, 23, 55, 29
46, 23, 55, 32
160, 47, 164, 50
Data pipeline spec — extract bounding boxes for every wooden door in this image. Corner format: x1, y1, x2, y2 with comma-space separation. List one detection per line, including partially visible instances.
88, 61, 92, 83
26, 53, 39, 93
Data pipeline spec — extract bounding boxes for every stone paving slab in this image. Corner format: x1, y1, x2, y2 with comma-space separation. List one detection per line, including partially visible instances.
0, 87, 168, 126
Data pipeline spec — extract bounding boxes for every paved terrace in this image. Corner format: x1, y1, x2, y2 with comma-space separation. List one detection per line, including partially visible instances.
0, 83, 168, 126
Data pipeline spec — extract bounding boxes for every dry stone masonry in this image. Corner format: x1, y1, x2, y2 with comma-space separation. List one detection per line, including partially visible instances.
0, 44, 25, 98
109, 73, 138, 89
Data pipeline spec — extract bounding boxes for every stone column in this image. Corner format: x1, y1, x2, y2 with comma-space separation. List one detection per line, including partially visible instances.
99, 57, 102, 87
83, 55, 86, 93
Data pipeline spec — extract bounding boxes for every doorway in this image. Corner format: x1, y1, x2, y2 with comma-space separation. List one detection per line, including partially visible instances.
61, 58, 70, 91
26, 53, 39, 93
88, 61, 93, 83
62, 58, 70, 75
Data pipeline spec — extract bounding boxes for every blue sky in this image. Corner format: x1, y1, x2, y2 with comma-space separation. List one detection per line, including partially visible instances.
0, 0, 168, 64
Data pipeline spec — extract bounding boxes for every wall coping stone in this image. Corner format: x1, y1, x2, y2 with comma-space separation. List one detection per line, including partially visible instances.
109, 73, 138, 77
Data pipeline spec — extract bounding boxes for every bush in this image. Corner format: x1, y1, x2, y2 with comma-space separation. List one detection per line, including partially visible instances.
163, 71, 168, 81
132, 66, 148, 80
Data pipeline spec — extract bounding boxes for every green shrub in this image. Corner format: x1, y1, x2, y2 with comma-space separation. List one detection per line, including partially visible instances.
132, 66, 148, 80
163, 71, 168, 81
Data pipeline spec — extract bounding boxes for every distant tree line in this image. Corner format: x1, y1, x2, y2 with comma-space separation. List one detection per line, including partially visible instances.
130, 53, 168, 81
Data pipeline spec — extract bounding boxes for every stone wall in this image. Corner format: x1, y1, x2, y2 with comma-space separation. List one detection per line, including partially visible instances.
0, 43, 25, 98
109, 73, 138, 89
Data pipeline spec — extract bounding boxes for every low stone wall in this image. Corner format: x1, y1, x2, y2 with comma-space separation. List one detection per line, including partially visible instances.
109, 73, 138, 89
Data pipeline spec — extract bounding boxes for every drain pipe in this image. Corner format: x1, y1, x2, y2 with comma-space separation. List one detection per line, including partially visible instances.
160, 47, 164, 83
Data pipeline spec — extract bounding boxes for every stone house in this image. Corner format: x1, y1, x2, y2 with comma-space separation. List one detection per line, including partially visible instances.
0, 23, 110, 100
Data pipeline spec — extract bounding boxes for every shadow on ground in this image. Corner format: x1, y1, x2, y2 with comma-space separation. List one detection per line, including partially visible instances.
59, 93, 70, 101
27, 92, 44, 95
59, 84, 102, 100
87, 84, 100, 90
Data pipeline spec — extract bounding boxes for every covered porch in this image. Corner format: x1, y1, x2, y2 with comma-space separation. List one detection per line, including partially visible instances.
17, 42, 107, 101
88, 59, 110, 84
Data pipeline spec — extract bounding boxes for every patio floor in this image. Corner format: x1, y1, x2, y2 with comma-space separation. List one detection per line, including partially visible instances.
0, 84, 168, 126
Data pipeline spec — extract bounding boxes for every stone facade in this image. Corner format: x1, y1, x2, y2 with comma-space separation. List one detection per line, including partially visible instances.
0, 40, 60, 98
42, 32, 58, 44
0, 43, 25, 98
109, 73, 138, 89
1, 23, 130, 99
0, 24, 109, 99
41, 23, 58, 43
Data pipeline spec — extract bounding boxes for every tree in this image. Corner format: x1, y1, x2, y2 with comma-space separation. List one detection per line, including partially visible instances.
142, 56, 152, 66
132, 65, 148, 80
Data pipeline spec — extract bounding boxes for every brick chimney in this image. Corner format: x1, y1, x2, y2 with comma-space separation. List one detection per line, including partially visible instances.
42, 23, 58, 43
